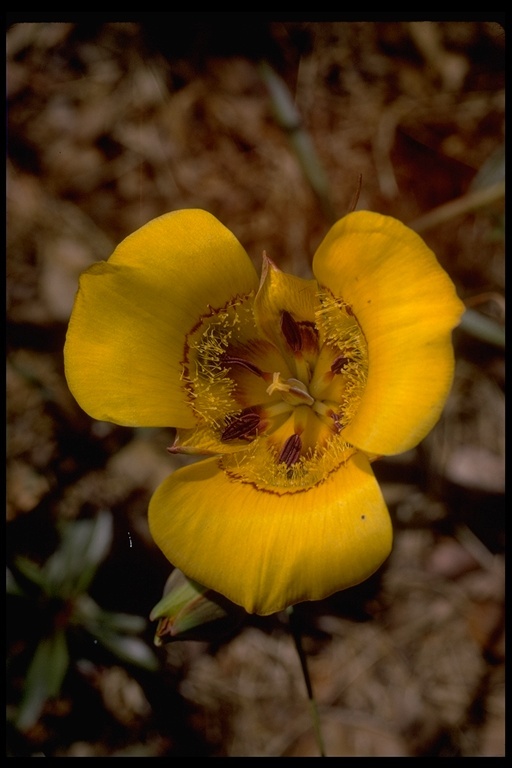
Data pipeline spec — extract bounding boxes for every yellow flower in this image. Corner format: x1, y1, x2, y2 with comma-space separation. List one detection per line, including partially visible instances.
64, 209, 464, 615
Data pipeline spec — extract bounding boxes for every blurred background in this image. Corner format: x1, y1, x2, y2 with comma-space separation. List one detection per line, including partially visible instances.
6, 18, 505, 757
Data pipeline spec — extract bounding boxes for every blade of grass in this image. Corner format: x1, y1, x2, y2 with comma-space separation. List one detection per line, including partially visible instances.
409, 180, 504, 234
259, 61, 337, 224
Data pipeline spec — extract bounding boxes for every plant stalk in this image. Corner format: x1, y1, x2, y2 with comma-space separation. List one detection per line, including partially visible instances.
288, 605, 326, 757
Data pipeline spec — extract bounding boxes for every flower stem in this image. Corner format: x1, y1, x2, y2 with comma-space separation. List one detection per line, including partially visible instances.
287, 605, 326, 757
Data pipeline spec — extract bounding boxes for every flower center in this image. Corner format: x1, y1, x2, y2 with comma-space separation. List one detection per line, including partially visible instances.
183, 290, 368, 490
265, 373, 314, 407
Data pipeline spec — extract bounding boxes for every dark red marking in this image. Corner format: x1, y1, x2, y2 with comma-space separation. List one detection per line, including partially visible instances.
223, 356, 263, 377
331, 355, 352, 374
278, 433, 302, 467
222, 411, 261, 441
281, 310, 302, 353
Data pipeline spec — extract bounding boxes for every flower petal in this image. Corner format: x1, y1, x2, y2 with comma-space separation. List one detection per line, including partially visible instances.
64, 209, 259, 427
313, 211, 465, 455
253, 256, 320, 383
148, 453, 392, 615
253, 256, 318, 344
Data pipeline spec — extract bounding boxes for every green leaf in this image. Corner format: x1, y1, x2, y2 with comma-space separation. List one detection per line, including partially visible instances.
74, 594, 146, 635
13, 557, 48, 592
72, 595, 157, 669
94, 630, 159, 671
15, 629, 69, 731
6, 567, 29, 597
98, 611, 147, 635
44, 510, 113, 598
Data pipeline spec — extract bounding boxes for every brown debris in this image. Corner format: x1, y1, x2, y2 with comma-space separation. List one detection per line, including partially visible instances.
7, 20, 504, 757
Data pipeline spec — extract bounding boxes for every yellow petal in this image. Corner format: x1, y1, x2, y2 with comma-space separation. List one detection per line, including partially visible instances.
148, 453, 392, 615
64, 209, 259, 427
313, 211, 465, 455
170, 424, 250, 456
253, 256, 319, 354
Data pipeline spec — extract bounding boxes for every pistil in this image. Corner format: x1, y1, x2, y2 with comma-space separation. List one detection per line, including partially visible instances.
266, 372, 315, 407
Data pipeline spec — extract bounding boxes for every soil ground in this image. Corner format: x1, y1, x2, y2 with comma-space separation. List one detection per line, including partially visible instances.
7, 18, 505, 757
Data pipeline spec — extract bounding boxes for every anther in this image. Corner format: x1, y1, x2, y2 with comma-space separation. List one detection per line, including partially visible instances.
278, 433, 302, 467
221, 410, 261, 441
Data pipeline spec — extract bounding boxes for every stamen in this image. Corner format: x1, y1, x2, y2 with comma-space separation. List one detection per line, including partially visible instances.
278, 433, 302, 468
281, 310, 302, 352
222, 410, 261, 441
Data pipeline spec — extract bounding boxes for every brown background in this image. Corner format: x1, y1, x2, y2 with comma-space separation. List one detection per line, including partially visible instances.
7, 17, 505, 757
